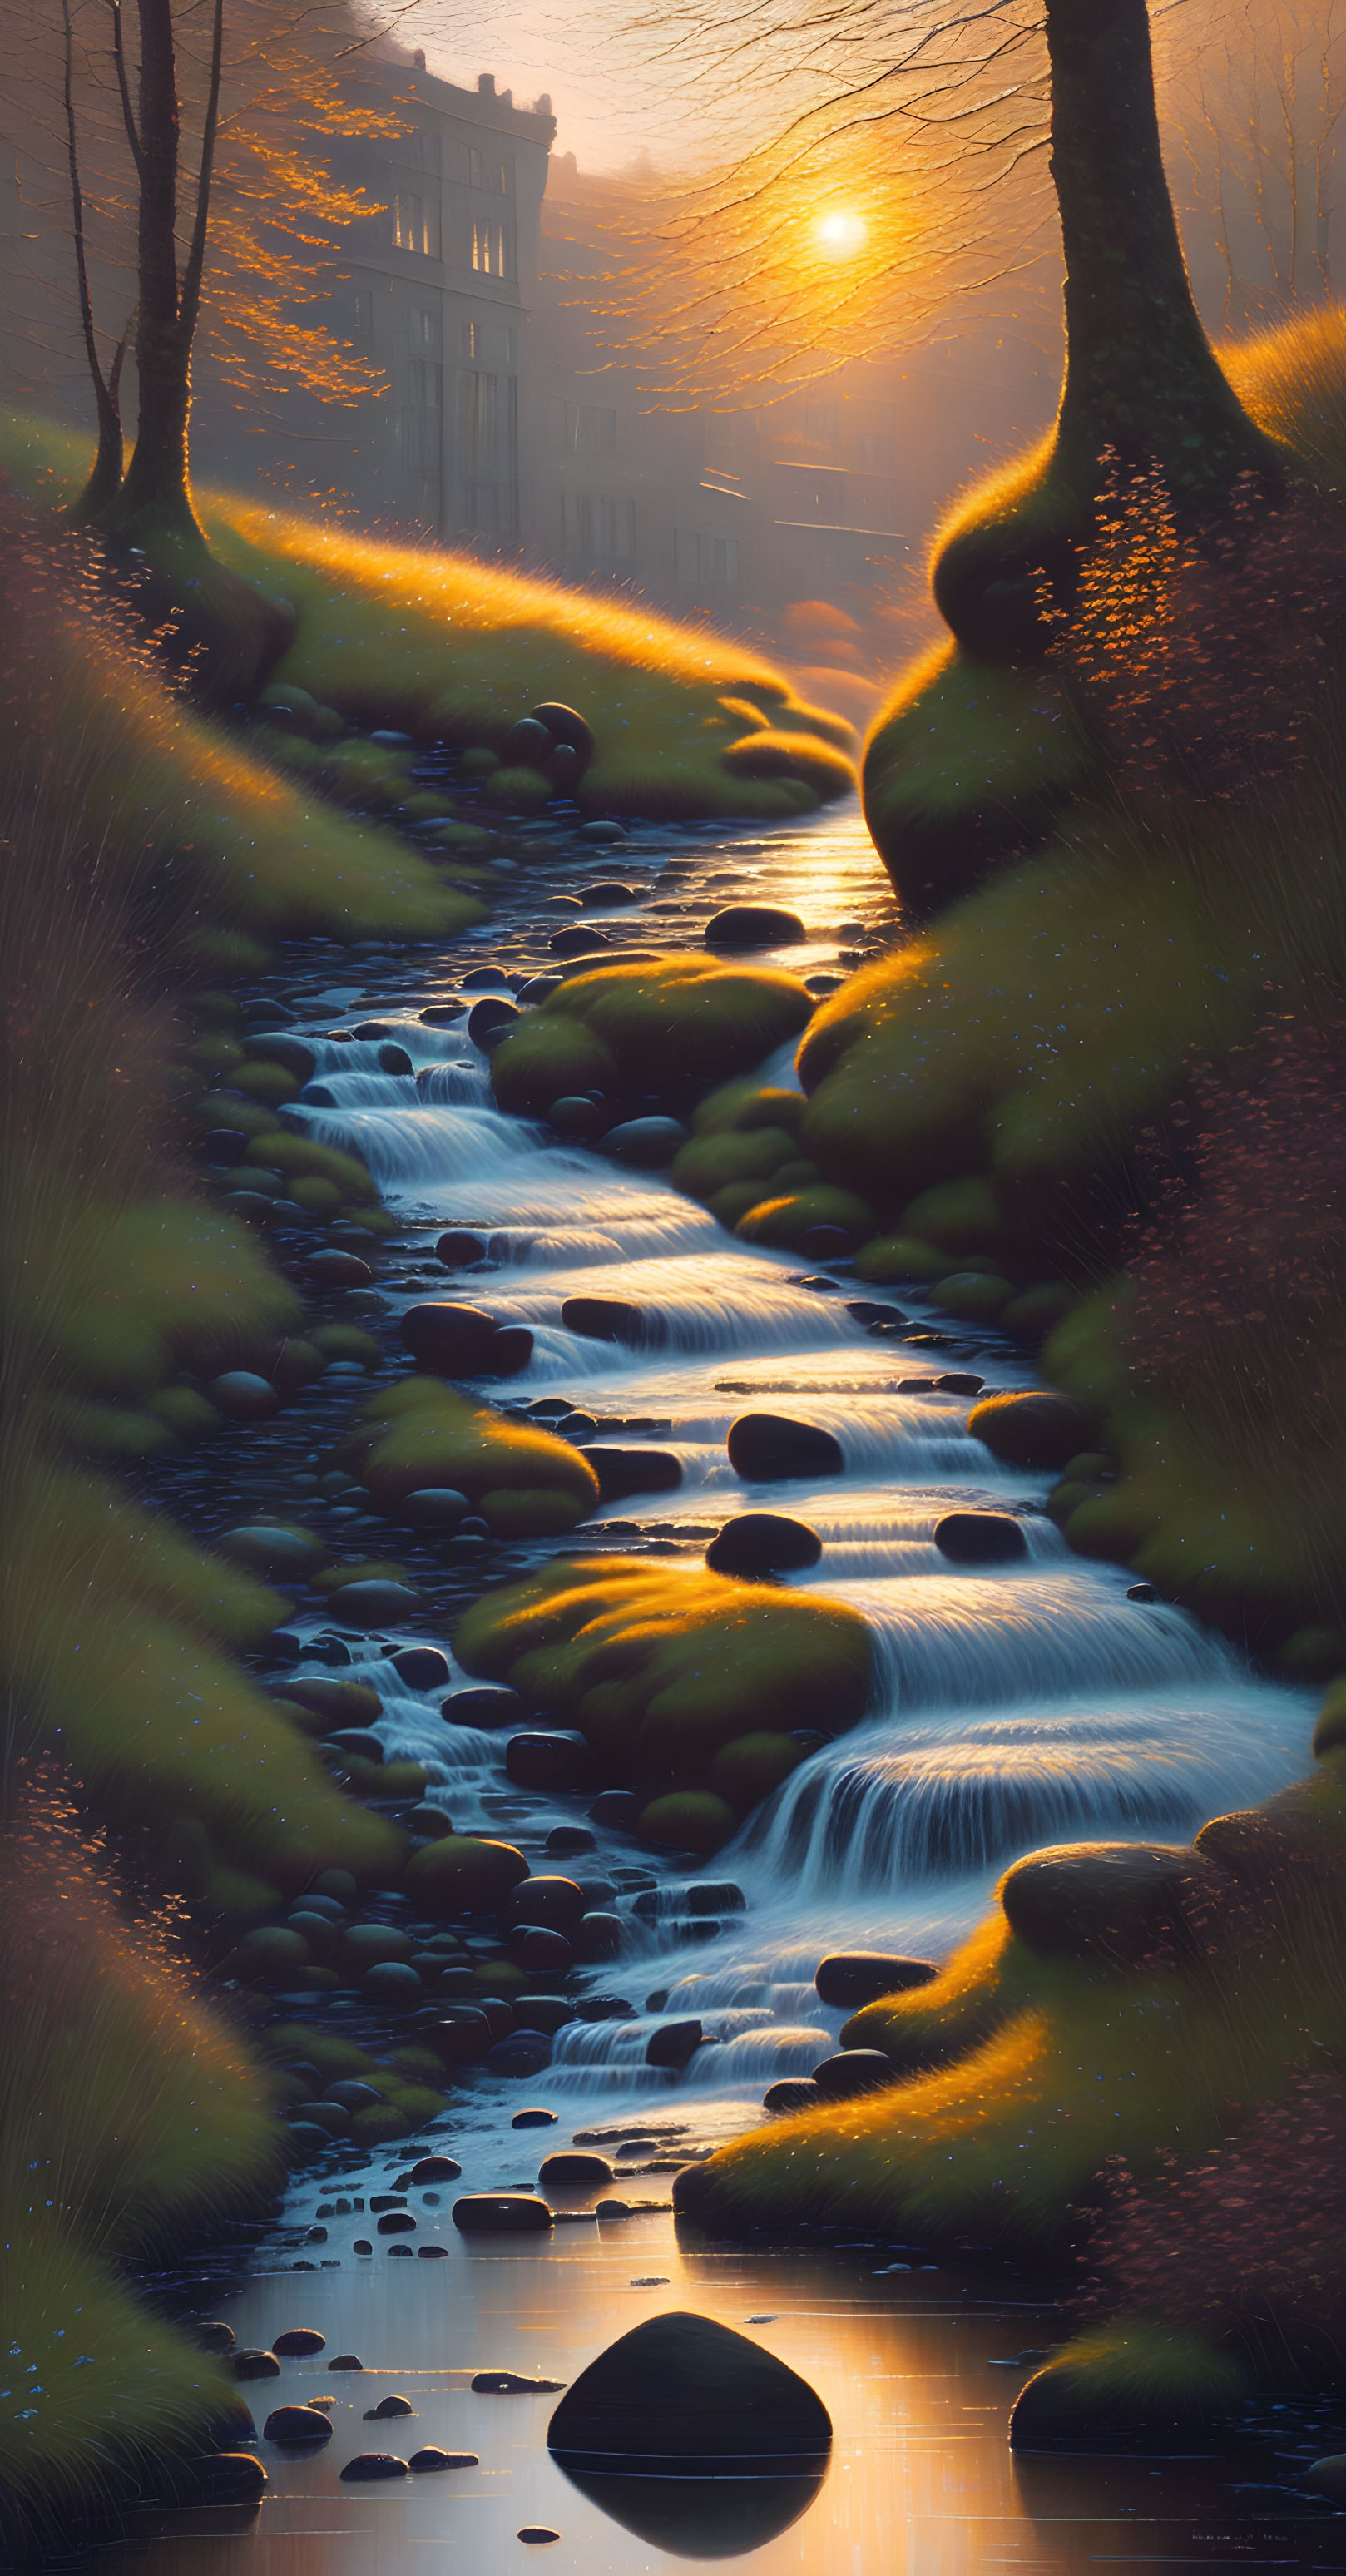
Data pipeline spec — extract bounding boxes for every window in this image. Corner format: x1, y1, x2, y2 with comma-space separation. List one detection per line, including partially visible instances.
395, 359, 443, 512
406, 126, 442, 172
352, 286, 374, 340
471, 218, 512, 277
458, 368, 502, 468
551, 399, 617, 456
413, 307, 437, 349
468, 147, 513, 194
674, 528, 739, 586
561, 493, 636, 559
394, 191, 438, 255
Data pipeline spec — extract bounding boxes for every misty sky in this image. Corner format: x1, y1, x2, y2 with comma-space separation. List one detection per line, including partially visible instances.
415, 0, 782, 171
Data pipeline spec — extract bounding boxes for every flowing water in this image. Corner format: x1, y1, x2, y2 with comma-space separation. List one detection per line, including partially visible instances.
123, 796, 1338, 2572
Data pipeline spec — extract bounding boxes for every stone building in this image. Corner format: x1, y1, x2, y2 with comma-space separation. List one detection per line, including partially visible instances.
305, 49, 555, 545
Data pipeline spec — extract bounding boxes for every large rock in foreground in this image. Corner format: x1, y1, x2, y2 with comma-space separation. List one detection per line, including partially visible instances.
547, 2311, 831, 2475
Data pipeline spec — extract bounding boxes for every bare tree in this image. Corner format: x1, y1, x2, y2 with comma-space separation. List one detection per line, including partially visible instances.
7, 1, 423, 696
1174, 0, 1346, 323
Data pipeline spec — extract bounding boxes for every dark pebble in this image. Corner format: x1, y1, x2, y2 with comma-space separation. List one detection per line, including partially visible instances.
726, 1413, 844, 1480
933, 1511, 1028, 1566
512, 2106, 559, 2128
328, 2354, 364, 2371
340, 2453, 408, 2482
273, 2327, 325, 2356
263, 2406, 333, 2445
435, 1228, 489, 1266
233, 2350, 280, 2380
538, 2152, 611, 2185
392, 1645, 451, 1689
588, 1788, 641, 1830
409, 2446, 479, 2470
704, 904, 805, 949
364, 2395, 416, 2419
441, 1684, 527, 1728
410, 2154, 463, 2182
452, 2194, 554, 2232
473, 2370, 565, 2394
763, 2078, 824, 2115
812, 2049, 900, 2098
814, 1952, 940, 2009
706, 1512, 821, 1577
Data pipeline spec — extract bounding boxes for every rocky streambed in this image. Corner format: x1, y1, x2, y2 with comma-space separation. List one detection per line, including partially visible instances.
118, 795, 1342, 2574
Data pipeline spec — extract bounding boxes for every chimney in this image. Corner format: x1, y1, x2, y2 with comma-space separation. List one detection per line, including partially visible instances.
478, 72, 495, 96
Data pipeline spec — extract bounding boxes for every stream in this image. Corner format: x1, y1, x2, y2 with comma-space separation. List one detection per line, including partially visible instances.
120, 794, 1339, 2573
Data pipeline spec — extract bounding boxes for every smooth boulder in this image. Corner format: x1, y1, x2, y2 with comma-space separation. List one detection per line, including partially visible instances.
706, 1513, 822, 1578
814, 1953, 939, 2009
453, 2194, 554, 2233
726, 1414, 844, 1481
967, 1391, 1099, 1474
547, 2311, 831, 2474
933, 1510, 1028, 1565
998, 1841, 1225, 1969
704, 905, 806, 951
601, 1117, 688, 1168
263, 2406, 333, 2445
811, 2049, 899, 2098
562, 1295, 656, 1349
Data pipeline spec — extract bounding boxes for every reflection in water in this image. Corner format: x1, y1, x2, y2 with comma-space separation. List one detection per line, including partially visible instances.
555, 2463, 827, 2559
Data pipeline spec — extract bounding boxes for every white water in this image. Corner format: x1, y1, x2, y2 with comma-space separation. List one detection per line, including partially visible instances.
270, 806, 1317, 2139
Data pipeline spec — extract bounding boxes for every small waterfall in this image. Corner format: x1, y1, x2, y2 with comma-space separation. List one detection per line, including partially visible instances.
252, 806, 1323, 2162
733, 1682, 1317, 1899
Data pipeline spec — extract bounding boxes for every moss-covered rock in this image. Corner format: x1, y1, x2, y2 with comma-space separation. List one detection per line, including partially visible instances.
490, 960, 814, 1119
863, 648, 1096, 916
403, 1834, 530, 1915
673, 1763, 1346, 2300
453, 1558, 872, 1807
735, 1186, 875, 1250
1008, 2326, 1247, 2453
636, 1790, 739, 1854
332, 1379, 599, 1537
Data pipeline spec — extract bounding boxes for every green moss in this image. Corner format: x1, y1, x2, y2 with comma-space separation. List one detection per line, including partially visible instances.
198, 491, 855, 820
637, 1790, 739, 1854
928, 1271, 1015, 1320
863, 644, 1096, 914
335, 1379, 599, 1536
670, 1127, 798, 1201
489, 1015, 619, 1117
0, 1806, 277, 2534
690, 1081, 807, 1137
245, 1131, 376, 1201
675, 1765, 1346, 2259
492, 959, 814, 1117
453, 1557, 872, 1805
735, 1186, 874, 1248
4, 1458, 402, 1884
1009, 2324, 1248, 2452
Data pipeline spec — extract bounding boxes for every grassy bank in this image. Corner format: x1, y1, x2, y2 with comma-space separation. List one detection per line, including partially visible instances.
654, 307, 1346, 2435
2, 408, 857, 832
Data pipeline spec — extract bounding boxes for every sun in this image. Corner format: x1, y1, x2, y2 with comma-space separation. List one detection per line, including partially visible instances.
814, 208, 868, 260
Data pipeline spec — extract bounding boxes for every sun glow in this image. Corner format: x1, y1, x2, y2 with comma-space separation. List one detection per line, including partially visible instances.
814, 208, 868, 259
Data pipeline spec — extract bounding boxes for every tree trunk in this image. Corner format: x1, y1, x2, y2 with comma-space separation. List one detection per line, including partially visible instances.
1048, 0, 1278, 503
89, 0, 293, 700
61, 0, 124, 523
933, 0, 1288, 661
107, 0, 199, 542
